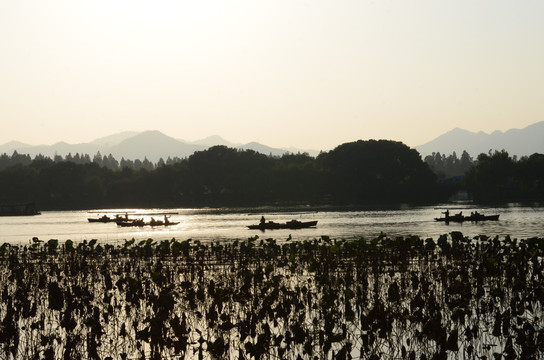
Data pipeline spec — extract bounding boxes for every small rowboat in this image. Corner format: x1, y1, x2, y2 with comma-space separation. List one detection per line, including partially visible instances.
435, 214, 499, 223
88, 214, 127, 223
248, 220, 318, 230
116, 219, 179, 227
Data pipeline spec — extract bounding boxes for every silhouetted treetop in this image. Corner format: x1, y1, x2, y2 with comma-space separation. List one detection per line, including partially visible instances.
318, 140, 436, 204
424, 150, 474, 178
464, 150, 544, 202
0, 140, 484, 209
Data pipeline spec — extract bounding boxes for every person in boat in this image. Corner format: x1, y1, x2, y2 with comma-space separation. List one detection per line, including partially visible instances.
260, 216, 266, 225
164, 215, 170, 225
442, 210, 450, 220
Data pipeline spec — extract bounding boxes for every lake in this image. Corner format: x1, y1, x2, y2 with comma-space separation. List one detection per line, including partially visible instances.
1, 203, 543, 245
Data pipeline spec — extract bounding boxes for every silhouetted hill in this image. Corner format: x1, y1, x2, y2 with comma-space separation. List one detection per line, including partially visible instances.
190, 135, 240, 147
91, 131, 139, 147
415, 121, 544, 157
0, 141, 31, 154
0, 141, 101, 159
237, 142, 289, 157
192, 137, 319, 156
36, 142, 102, 158
108, 131, 205, 162
0, 131, 312, 162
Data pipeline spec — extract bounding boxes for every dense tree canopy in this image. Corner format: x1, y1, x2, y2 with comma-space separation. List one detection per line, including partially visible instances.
424, 151, 474, 178
0, 140, 441, 209
465, 151, 544, 202
318, 140, 437, 204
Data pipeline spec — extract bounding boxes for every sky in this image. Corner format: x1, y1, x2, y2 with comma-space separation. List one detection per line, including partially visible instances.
1, 1, 543, 152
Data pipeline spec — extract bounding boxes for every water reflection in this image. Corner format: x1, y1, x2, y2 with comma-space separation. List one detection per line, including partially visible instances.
0, 205, 543, 244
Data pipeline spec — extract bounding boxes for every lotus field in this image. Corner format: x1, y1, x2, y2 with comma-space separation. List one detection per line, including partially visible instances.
0, 232, 543, 359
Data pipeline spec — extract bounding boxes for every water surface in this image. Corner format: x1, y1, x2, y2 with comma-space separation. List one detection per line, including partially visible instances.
1, 204, 542, 245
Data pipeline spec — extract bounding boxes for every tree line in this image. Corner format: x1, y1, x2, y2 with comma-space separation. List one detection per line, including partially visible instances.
1, 141, 542, 209
464, 150, 544, 202
423, 149, 544, 202
0, 151, 184, 172
423, 151, 475, 178
0, 140, 440, 210
0, 148, 479, 179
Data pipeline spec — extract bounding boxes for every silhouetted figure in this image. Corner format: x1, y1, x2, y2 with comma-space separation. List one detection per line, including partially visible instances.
443, 210, 450, 220
260, 216, 265, 225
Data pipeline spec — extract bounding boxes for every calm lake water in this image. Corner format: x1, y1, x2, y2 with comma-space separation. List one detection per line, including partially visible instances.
1, 204, 543, 245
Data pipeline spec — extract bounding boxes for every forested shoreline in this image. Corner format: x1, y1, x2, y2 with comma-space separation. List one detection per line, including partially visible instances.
1, 140, 543, 210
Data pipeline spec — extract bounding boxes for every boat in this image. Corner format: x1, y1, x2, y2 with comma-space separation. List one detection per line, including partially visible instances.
466, 213, 500, 222
435, 212, 499, 223
247, 220, 318, 230
116, 219, 146, 227
88, 214, 128, 223
116, 218, 179, 227
148, 218, 180, 227
0, 202, 41, 216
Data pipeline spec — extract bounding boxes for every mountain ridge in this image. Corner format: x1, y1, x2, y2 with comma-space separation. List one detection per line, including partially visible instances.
415, 121, 544, 157
2, 121, 543, 161
91, 131, 140, 146
0, 131, 317, 162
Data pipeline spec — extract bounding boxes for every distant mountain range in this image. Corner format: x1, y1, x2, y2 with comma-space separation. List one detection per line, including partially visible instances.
2, 121, 542, 162
0, 131, 320, 162
415, 121, 544, 158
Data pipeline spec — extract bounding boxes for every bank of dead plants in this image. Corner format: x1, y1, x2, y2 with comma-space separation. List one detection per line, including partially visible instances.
0, 233, 543, 359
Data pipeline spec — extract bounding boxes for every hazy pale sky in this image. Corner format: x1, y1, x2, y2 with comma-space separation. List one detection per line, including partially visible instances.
1, 0, 543, 151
